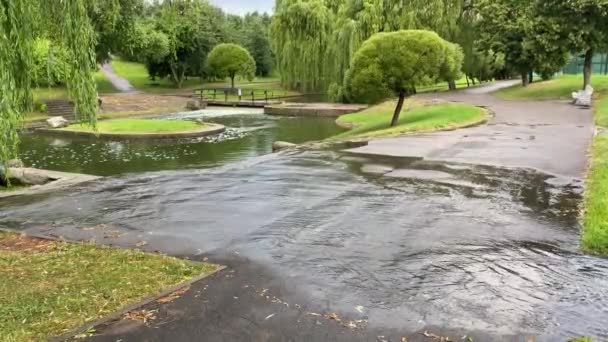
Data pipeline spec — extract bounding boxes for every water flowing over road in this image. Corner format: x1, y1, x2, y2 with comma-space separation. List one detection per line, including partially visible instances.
2, 149, 607, 339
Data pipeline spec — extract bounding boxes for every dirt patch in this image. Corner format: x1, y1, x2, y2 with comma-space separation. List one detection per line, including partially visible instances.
0, 233, 60, 253
100, 93, 191, 114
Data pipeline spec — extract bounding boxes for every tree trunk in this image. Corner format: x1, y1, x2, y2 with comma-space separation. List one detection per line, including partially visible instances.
448, 80, 456, 91
391, 91, 406, 127
529, 71, 534, 84
583, 48, 594, 89
231, 74, 235, 89
471, 77, 476, 86
465, 75, 470, 87
522, 72, 529, 87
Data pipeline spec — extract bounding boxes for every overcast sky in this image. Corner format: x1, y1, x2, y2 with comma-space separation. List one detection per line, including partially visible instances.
209, 0, 273, 15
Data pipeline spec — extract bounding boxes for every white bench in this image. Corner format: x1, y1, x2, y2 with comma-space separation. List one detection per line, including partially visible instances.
572, 85, 594, 107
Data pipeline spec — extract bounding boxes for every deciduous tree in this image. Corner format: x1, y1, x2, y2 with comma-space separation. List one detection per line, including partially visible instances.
206, 43, 256, 89
345, 30, 461, 127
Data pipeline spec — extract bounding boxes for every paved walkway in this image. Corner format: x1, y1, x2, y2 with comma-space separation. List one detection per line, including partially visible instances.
348, 80, 594, 179
100, 62, 137, 93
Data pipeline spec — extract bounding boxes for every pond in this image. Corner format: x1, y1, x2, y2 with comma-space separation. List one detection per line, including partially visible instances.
19, 108, 345, 176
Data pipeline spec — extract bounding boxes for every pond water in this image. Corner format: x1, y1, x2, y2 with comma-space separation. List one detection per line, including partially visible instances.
19, 108, 344, 176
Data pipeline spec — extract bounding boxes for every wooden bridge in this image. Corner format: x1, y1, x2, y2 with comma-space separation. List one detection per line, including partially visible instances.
193, 88, 288, 108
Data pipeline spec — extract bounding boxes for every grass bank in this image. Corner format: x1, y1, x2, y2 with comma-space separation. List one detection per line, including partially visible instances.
65, 119, 203, 134
494, 75, 608, 100
336, 101, 487, 139
0, 231, 216, 341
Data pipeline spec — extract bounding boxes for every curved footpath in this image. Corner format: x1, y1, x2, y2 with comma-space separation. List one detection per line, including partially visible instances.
347, 80, 594, 180
100, 62, 138, 93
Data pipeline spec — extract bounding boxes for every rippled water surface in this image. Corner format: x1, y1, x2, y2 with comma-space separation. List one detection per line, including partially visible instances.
19, 108, 344, 176
2, 149, 607, 339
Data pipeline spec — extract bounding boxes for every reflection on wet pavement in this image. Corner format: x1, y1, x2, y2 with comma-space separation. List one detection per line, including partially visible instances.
1, 150, 606, 339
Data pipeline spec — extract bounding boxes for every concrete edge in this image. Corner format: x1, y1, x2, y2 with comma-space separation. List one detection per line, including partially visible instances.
35, 123, 225, 140
0, 228, 226, 342
0, 169, 101, 199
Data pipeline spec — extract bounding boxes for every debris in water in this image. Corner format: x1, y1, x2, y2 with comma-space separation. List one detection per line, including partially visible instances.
265, 313, 275, 320
355, 305, 364, 313
124, 309, 157, 324
135, 240, 147, 247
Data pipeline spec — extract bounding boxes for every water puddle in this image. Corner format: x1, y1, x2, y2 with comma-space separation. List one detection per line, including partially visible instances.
1, 150, 606, 339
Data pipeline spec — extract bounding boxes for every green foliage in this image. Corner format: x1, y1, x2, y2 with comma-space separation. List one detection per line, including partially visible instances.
270, 0, 467, 93
225, 12, 274, 76
89, 0, 144, 62
0, 0, 104, 172
139, 0, 226, 88
206, 43, 256, 88
345, 30, 458, 104
440, 43, 464, 83
31, 39, 69, 86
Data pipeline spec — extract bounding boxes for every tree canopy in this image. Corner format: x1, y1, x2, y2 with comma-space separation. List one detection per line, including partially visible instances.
206, 43, 256, 88
346, 30, 461, 126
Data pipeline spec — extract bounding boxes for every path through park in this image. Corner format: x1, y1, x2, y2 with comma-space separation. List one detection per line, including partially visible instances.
2, 82, 607, 341
100, 62, 137, 93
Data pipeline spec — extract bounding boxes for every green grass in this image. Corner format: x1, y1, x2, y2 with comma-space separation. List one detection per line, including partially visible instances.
0, 230, 216, 341
33, 69, 117, 101
583, 90, 608, 255
495, 75, 608, 100
335, 100, 487, 139
65, 119, 203, 134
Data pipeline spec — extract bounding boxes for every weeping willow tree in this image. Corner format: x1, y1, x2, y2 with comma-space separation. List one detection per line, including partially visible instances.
0, 0, 98, 173
271, 0, 467, 95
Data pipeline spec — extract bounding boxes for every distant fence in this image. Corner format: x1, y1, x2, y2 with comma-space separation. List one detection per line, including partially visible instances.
562, 53, 608, 75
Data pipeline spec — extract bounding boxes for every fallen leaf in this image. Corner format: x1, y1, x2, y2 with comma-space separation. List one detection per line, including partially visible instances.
401, 338, 408, 342
124, 309, 157, 324
377, 336, 388, 342
157, 286, 190, 304
136, 241, 147, 247
264, 313, 275, 320
326, 312, 341, 322
355, 305, 364, 313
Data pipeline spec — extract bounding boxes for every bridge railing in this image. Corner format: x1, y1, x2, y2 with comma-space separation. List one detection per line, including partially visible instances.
193, 88, 290, 104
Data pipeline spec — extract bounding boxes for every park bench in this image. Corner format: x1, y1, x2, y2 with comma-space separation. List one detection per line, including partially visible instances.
572, 85, 594, 107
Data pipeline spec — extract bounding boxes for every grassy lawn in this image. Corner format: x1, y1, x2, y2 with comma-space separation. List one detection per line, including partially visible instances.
335, 100, 487, 139
0, 230, 216, 341
583, 89, 608, 255
65, 119, 204, 134
32, 69, 117, 101
494, 75, 608, 100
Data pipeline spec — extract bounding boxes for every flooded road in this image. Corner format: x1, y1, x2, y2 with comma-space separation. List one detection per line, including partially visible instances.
1, 150, 607, 339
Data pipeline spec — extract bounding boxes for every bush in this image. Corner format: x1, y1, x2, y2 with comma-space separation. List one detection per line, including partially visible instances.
33, 101, 47, 113
31, 39, 69, 86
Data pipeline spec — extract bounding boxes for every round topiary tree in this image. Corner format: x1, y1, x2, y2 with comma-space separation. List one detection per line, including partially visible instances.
207, 43, 256, 89
346, 30, 462, 127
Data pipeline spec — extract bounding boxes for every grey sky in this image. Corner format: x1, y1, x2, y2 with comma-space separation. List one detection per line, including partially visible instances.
209, 0, 273, 15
